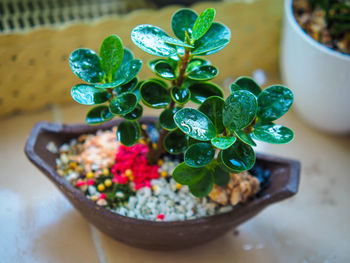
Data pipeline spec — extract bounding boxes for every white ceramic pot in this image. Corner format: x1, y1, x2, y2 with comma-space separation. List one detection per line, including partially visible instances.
280, 0, 350, 134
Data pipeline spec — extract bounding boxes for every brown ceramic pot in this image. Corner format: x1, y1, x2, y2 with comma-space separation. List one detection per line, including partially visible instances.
25, 117, 300, 250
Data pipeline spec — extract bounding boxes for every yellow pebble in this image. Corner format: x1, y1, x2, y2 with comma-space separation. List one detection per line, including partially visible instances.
157, 160, 164, 166
102, 168, 109, 176
97, 184, 105, 192
175, 183, 182, 190
160, 171, 168, 178
152, 143, 157, 149
141, 124, 147, 130
75, 166, 83, 173
139, 139, 146, 145
104, 179, 112, 187
129, 175, 134, 181
91, 195, 98, 202
86, 171, 94, 179
152, 185, 157, 191
69, 162, 77, 169
125, 169, 133, 177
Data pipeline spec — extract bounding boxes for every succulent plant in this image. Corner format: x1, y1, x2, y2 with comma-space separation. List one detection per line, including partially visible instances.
308, 0, 350, 37
68, 8, 294, 197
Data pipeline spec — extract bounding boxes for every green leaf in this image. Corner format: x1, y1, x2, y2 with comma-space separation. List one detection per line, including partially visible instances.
113, 59, 143, 84
116, 121, 141, 146
187, 137, 201, 147
170, 86, 191, 104
235, 130, 256, 146
192, 23, 231, 55
171, 8, 198, 41
149, 59, 166, 71
71, 84, 110, 105
186, 58, 211, 73
221, 140, 256, 171
122, 48, 134, 63
223, 90, 258, 131
172, 162, 207, 185
185, 142, 215, 167
211, 136, 236, 150
113, 77, 138, 95
198, 96, 225, 133
109, 92, 138, 115
163, 129, 188, 154
187, 65, 218, 80
159, 107, 179, 131
253, 123, 294, 144
122, 103, 143, 120
213, 165, 230, 186
131, 25, 178, 57
187, 81, 224, 104
231, 76, 262, 97
99, 35, 124, 80
148, 78, 168, 88
163, 37, 194, 48
85, 105, 113, 125
94, 79, 125, 89
69, 48, 104, 83
191, 8, 216, 41
189, 173, 214, 197
140, 80, 170, 108
174, 108, 217, 141
257, 85, 294, 122
154, 61, 176, 80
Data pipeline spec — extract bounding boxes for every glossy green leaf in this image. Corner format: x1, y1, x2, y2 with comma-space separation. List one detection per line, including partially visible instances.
163, 37, 194, 48
231, 76, 262, 97
148, 78, 168, 88
186, 58, 210, 73
131, 25, 177, 57
257, 85, 294, 122
71, 84, 110, 105
163, 130, 188, 154
170, 86, 191, 104
109, 92, 138, 115
187, 81, 224, 104
235, 130, 256, 146
198, 96, 225, 133
122, 48, 134, 63
191, 8, 216, 41
99, 35, 124, 80
69, 48, 104, 83
189, 173, 214, 197
140, 80, 170, 108
185, 142, 215, 167
122, 103, 143, 120
213, 165, 230, 186
187, 137, 201, 147
94, 79, 125, 89
85, 105, 113, 125
253, 123, 294, 144
187, 65, 218, 80
211, 136, 236, 150
154, 61, 176, 80
113, 59, 143, 85
221, 140, 256, 171
223, 90, 258, 131
116, 121, 141, 146
172, 162, 207, 185
174, 108, 217, 141
113, 77, 138, 95
159, 107, 179, 131
149, 59, 166, 71
192, 23, 231, 55
171, 8, 198, 41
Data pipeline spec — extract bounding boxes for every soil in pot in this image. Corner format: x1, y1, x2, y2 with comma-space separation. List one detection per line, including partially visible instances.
293, 0, 350, 54
53, 124, 271, 222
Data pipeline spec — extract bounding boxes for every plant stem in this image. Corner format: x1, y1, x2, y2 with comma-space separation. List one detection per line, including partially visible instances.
145, 49, 191, 165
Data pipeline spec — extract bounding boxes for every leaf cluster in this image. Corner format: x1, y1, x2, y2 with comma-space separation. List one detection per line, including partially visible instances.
68, 8, 295, 198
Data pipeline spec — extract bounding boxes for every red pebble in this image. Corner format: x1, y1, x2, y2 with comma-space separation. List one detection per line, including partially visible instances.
76, 180, 86, 187
87, 179, 95, 186
99, 193, 106, 199
157, 214, 165, 220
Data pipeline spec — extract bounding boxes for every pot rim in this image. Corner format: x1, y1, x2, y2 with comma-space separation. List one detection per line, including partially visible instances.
285, 0, 350, 60
25, 118, 300, 227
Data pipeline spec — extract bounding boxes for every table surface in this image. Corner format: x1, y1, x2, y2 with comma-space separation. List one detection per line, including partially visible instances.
0, 103, 349, 263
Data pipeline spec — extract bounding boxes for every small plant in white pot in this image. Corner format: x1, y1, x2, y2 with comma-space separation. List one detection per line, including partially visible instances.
280, 0, 350, 134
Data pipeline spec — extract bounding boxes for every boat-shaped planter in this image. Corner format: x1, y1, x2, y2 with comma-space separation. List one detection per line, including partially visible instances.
25, 117, 300, 250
